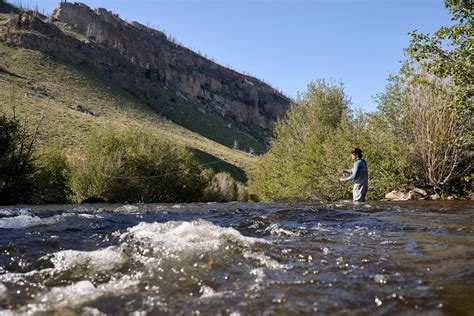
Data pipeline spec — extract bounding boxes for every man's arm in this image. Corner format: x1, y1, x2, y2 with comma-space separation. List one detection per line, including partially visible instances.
341, 160, 361, 182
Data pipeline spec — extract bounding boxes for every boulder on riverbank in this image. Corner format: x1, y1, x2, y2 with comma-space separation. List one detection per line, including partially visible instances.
384, 187, 465, 201
384, 187, 428, 201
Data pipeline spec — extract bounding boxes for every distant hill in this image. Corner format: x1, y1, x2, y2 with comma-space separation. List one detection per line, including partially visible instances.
2, 2, 290, 145
0, 1, 291, 181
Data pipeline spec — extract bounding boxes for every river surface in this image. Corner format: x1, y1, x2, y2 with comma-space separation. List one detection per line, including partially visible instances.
0, 201, 472, 315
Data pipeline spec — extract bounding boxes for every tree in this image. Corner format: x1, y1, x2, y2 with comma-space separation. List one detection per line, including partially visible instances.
248, 80, 354, 201
375, 68, 471, 193
0, 114, 38, 204
408, 0, 473, 108
405, 0, 473, 194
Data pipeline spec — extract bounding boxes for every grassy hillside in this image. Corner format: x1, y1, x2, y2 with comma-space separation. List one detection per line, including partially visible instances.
0, 25, 256, 182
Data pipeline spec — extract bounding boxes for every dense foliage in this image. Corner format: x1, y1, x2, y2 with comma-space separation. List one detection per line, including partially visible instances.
0, 114, 35, 204
376, 68, 471, 194
405, 0, 473, 193
70, 129, 208, 203
248, 81, 408, 201
30, 145, 71, 204
249, 80, 350, 201
0, 114, 70, 204
408, 0, 472, 110
249, 0, 472, 201
0, 117, 246, 204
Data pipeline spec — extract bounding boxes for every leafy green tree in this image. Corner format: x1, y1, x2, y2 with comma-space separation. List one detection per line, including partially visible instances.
249, 80, 354, 201
385, 0, 474, 194
374, 66, 471, 194
408, 0, 473, 109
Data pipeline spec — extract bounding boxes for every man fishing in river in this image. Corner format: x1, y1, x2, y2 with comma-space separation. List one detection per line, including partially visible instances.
339, 148, 368, 202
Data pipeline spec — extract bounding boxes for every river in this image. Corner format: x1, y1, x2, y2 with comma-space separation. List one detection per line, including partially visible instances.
0, 201, 473, 315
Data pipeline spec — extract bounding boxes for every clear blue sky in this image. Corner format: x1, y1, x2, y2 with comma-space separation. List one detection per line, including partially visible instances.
13, 0, 452, 112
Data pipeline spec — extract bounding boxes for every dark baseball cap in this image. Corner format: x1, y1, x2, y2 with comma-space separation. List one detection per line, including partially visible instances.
351, 148, 362, 155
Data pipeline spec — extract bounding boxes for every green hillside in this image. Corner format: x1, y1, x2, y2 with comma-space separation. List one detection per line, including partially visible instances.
0, 12, 257, 181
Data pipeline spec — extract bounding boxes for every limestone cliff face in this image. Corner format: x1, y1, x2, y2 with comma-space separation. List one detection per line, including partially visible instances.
5, 2, 290, 143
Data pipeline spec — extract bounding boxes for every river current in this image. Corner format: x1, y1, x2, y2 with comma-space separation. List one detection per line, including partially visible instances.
0, 201, 472, 315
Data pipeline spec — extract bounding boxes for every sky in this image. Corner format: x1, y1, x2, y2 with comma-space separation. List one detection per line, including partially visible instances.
12, 0, 452, 112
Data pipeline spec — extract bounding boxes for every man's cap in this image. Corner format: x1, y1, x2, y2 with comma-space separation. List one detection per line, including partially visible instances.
351, 148, 362, 155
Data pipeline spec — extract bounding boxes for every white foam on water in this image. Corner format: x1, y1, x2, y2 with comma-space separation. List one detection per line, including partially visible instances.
310, 222, 331, 232
373, 274, 388, 284
265, 223, 300, 237
0, 283, 7, 300
33, 277, 140, 311
0, 208, 32, 217
243, 250, 287, 269
77, 213, 103, 219
0, 269, 43, 284
249, 267, 266, 291
0, 212, 103, 229
199, 285, 221, 298
121, 219, 268, 255
48, 246, 125, 274
0, 215, 45, 229
2, 219, 281, 312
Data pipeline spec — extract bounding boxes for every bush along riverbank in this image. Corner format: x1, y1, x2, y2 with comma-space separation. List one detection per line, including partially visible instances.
0, 115, 248, 205
248, 1, 472, 202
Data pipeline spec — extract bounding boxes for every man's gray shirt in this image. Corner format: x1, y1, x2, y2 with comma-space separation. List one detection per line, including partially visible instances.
343, 159, 368, 202
343, 159, 368, 186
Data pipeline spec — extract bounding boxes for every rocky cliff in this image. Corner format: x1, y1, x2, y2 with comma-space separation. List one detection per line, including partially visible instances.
3, 2, 290, 144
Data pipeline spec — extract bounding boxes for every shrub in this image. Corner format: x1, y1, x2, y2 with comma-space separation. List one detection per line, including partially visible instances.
30, 145, 72, 204
0, 114, 36, 204
203, 172, 247, 202
236, 182, 249, 201
70, 128, 207, 203
204, 172, 237, 202
248, 80, 353, 201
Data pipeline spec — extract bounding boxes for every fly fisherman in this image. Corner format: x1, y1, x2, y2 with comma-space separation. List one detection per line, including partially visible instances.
339, 148, 368, 202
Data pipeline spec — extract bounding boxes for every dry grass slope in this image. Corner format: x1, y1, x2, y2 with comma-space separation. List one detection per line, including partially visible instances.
0, 18, 256, 180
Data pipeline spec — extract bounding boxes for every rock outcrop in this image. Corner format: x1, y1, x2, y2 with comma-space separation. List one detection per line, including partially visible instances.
3, 2, 290, 144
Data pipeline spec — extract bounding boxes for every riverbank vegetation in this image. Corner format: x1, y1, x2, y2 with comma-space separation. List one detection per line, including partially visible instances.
0, 117, 248, 204
0, 36, 255, 184
249, 0, 472, 201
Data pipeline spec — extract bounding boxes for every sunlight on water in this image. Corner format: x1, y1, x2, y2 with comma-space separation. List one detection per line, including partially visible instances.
0, 201, 472, 314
